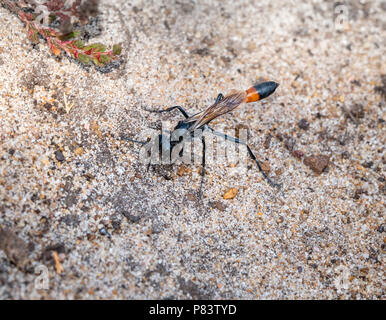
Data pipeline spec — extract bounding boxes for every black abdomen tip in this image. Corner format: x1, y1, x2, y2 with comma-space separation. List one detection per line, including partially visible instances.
254, 81, 279, 100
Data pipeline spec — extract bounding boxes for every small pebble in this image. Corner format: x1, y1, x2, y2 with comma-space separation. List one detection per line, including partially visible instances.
293, 150, 304, 159
362, 161, 373, 168
264, 134, 272, 149
260, 161, 270, 174
74, 147, 84, 156
121, 212, 141, 223
55, 150, 65, 162
99, 227, 111, 238
223, 188, 238, 200
304, 155, 330, 174
0, 228, 31, 269
208, 201, 227, 212
298, 118, 309, 130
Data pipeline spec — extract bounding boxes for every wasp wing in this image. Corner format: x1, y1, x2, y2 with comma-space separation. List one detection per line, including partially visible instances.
185, 91, 246, 131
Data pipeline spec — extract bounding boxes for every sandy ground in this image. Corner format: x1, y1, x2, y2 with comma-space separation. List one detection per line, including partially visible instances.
0, 0, 385, 299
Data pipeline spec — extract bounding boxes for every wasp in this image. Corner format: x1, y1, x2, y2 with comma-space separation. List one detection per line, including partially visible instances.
130, 81, 280, 195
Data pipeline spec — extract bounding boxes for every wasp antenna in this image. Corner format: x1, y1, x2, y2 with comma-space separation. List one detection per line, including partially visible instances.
246, 81, 279, 103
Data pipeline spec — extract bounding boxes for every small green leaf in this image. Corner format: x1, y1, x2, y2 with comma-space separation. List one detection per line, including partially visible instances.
78, 54, 91, 65
40, 29, 52, 37
99, 55, 110, 65
73, 40, 85, 48
92, 57, 102, 66
112, 44, 122, 55
84, 43, 106, 52
28, 30, 39, 44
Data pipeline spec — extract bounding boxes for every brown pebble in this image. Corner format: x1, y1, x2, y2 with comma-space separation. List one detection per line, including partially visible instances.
186, 193, 196, 201
177, 165, 191, 176
275, 168, 283, 176
87, 234, 96, 241
0, 228, 31, 269
293, 150, 304, 159
74, 147, 84, 156
304, 155, 330, 174
208, 201, 227, 212
264, 134, 272, 149
223, 188, 238, 200
260, 161, 270, 174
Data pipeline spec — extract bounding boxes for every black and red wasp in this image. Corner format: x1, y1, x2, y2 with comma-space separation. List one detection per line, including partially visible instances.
129, 81, 280, 195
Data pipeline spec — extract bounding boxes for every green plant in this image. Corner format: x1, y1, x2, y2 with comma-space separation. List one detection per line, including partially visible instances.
0, 0, 121, 68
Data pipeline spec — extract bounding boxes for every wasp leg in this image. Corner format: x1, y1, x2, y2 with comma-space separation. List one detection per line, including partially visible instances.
145, 106, 189, 119
207, 127, 281, 189
215, 93, 224, 103
199, 135, 206, 197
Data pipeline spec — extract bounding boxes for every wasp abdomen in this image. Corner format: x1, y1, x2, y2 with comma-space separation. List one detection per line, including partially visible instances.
246, 81, 279, 103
